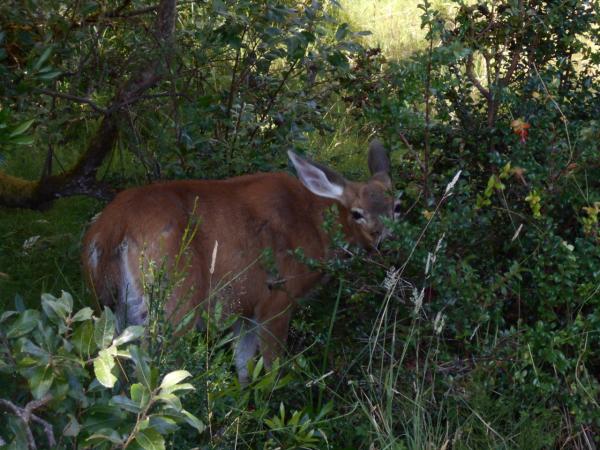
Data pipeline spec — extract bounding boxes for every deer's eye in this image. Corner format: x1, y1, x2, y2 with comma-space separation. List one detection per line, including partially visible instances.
351, 209, 364, 221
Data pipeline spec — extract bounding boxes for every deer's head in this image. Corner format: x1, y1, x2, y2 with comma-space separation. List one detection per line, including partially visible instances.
288, 140, 400, 248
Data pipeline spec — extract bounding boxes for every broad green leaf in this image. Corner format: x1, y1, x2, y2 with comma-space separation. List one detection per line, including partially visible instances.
149, 415, 179, 434
86, 428, 124, 445
93, 348, 117, 388
72, 321, 96, 358
160, 383, 194, 395
41, 294, 70, 325
180, 409, 206, 433
21, 340, 50, 362
335, 23, 349, 41
159, 370, 191, 390
113, 325, 145, 346
94, 307, 116, 349
8, 135, 35, 145
131, 383, 150, 409
8, 119, 34, 137
111, 395, 141, 413
29, 365, 54, 399
6, 310, 40, 338
135, 428, 166, 450
130, 345, 152, 389
58, 291, 73, 313
154, 393, 182, 411
72, 307, 94, 322
0, 310, 17, 323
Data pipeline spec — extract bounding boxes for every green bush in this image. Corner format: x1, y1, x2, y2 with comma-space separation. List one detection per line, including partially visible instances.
0, 291, 203, 449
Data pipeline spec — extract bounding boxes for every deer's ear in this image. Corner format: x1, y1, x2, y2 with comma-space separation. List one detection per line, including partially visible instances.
367, 139, 392, 188
288, 151, 346, 201
368, 139, 390, 174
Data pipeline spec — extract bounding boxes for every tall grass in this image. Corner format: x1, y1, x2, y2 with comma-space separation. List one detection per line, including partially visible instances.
338, 0, 455, 60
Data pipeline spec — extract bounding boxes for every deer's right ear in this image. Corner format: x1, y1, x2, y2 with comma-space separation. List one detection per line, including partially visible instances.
288, 151, 346, 201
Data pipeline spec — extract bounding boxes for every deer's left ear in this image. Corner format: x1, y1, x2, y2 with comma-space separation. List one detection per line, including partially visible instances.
288, 151, 347, 201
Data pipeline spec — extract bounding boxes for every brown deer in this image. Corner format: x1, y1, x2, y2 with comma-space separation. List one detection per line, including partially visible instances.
82, 140, 399, 383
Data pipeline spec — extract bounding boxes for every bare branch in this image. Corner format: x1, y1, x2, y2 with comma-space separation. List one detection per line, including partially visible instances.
0, 396, 55, 450
36, 88, 107, 114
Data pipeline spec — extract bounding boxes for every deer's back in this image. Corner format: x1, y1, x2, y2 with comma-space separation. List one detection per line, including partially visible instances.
83, 172, 332, 320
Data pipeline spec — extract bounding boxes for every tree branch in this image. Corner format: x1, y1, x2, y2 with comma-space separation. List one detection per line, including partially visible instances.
35, 88, 107, 114
500, 48, 520, 87
0, 0, 178, 209
0, 395, 55, 450
466, 53, 491, 101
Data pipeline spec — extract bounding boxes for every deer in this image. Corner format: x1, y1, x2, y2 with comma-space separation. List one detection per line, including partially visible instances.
82, 140, 400, 383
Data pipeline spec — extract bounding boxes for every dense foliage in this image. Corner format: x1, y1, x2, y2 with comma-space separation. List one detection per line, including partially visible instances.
1, 0, 599, 448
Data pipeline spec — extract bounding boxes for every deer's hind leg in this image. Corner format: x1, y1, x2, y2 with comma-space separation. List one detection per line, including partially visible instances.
233, 319, 260, 385
255, 291, 294, 370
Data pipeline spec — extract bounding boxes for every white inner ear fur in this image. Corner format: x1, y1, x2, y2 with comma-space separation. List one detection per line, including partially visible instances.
288, 151, 344, 200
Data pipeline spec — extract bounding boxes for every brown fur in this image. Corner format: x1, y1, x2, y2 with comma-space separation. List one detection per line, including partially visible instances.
82, 145, 396, 380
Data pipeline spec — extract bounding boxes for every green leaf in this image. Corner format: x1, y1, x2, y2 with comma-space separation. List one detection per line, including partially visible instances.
160, 370, 191, 390
62, 414, 81, 437
72, 307, 94, 322
9, 135, 35, 145
86, 428, 124, 445
111, 395, 141, 413
94, 307, 116, 349
130, 345, 152, 389
37, 70, 62, 80
335, 23, 349, 41
113, 325, 145, 346
29, 365, 54, 399
154, 393, 182, 411
135, 428, 166, 450
33, 47, 52, 71
149, 415, 179, 434
252, 356, 264, 381
6, 310, 40, 338
21, 340, 50, 362
59, 290, 73, 313
72, 321, 96, 358
160, 383, 194, 395
180, 409, 206, 433
8, 119, 34, 137
93, 348, 117, 388
0, 310, 17, 323
41, 293, 70, 325
131, 383, 151, 409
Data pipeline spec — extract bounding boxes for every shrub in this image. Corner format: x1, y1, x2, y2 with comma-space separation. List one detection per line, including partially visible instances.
0, 291, 203, 449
